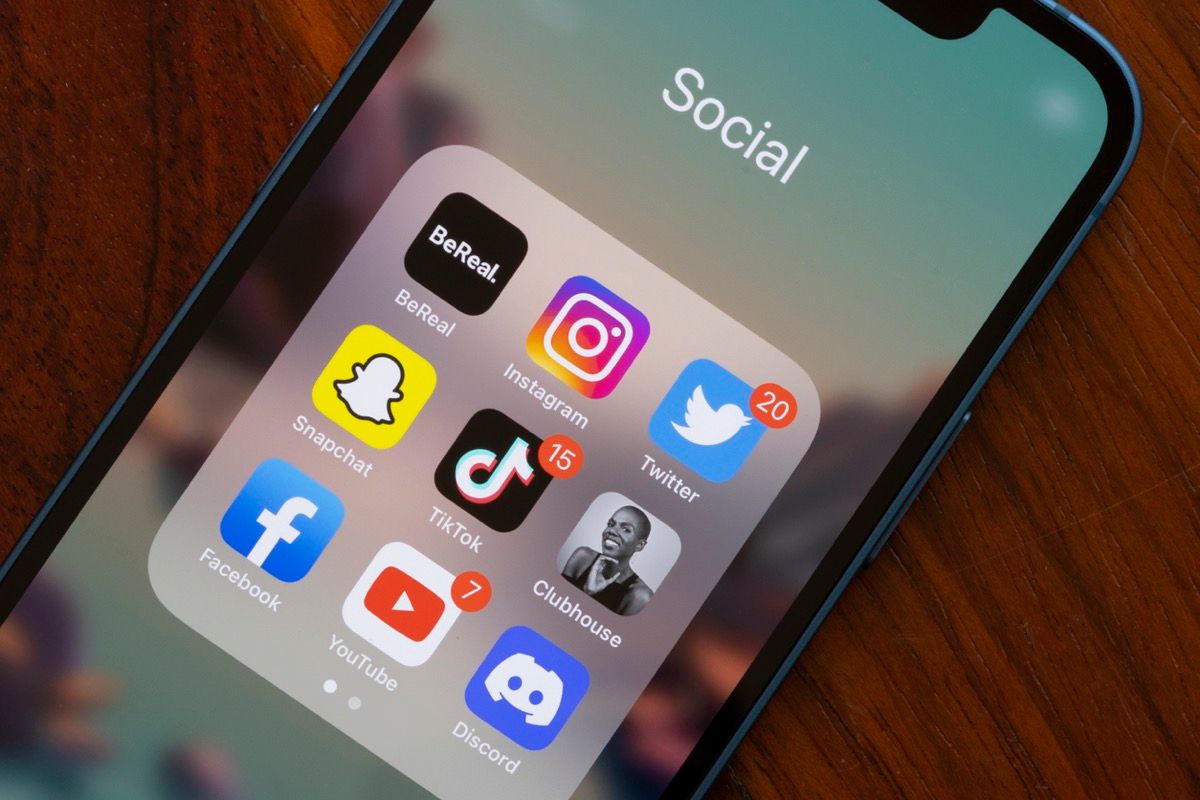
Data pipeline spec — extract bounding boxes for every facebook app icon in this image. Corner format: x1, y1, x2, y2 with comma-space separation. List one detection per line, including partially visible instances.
220, 459, 344, 583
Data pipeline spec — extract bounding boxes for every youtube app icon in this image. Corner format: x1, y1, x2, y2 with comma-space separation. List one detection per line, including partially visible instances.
362, 563, 448, 642
364, 567, 446, 642
343, 543, 489, 667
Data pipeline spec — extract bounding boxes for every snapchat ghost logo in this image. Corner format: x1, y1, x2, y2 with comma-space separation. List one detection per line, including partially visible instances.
336, 354, 405, 424
313, 326, 436, 449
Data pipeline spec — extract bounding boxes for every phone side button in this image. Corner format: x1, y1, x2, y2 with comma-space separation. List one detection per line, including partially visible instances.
865, 410, 971, 565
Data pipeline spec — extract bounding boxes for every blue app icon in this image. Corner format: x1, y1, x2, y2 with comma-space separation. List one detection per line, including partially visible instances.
220, 459, 344, 583
464, 626, 589, 751
648, 359, 766, 483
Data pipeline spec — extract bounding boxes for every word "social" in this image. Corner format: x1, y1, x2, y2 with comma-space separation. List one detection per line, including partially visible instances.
662, 66, 811, 185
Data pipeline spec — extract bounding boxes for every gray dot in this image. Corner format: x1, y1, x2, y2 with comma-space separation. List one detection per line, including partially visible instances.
348, 696, 362, 711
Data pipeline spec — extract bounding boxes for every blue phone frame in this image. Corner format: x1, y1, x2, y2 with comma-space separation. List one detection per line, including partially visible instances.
0, 2, 1142, 799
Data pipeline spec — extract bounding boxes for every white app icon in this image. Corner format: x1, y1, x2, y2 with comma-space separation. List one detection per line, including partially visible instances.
671, 385, 752, 446
483, 652, 564, 726
544, 292, 634, 382
342, 542, 461, 667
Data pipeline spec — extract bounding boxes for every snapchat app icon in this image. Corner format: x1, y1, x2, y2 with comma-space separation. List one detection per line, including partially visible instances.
313, 325, 437, 449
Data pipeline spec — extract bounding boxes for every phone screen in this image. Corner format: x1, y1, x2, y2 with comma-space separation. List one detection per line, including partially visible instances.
0, 2, 1110, 798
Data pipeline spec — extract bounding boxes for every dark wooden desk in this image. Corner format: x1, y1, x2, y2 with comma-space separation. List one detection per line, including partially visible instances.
2, 2, 1196, 797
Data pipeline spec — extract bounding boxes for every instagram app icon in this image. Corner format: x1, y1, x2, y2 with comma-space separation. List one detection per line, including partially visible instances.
527, 276, 650, 398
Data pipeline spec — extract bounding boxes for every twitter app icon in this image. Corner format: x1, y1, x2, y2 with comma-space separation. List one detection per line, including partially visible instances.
649, 359, 766, 483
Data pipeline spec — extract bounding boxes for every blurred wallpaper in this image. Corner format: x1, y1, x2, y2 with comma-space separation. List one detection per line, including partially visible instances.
0, 0, 1107, 798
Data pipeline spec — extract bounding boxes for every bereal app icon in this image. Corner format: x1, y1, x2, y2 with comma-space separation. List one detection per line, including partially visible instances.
465, 626, 589, 751
648, 359, 767, 483
220, 459, 344, 583
434, 409, 553, 532
312, 325, 437, 450
526, 276, 650, 399
405, 192, 528, 315
343, 542, 485, 667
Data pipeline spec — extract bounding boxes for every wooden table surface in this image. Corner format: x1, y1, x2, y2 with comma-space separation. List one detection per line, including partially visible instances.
2, 2, 1197, 797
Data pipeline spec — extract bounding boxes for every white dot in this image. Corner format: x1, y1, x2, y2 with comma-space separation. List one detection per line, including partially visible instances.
1036, 86, 1081, 133
348, 696, 362, 711
611, 326, 623, 337
323, 679, 338, 694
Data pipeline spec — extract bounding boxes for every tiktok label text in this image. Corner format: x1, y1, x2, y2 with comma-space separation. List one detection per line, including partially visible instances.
429, 506, 484, 553
640, 454, 700, 502
198, 547, 282, 612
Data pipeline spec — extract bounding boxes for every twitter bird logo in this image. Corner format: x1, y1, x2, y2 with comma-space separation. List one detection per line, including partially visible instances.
672, 386, 752, 446
649, 359, 766, 483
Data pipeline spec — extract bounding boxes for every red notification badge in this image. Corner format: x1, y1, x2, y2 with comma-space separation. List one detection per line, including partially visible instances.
749, 383, 798, 429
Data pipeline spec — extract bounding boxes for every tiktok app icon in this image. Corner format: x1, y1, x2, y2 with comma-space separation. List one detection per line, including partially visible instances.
434, 409, 553, 532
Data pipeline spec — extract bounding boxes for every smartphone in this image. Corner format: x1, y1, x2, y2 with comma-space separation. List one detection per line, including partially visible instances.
0, 1, 1140, 798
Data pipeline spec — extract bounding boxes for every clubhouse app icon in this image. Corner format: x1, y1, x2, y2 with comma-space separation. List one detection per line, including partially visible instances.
527, 276, 650, 399
312, 325, 437, 449
648, 359, 766, 483
343, 543, 464, 667
465, 626, 589, 750
220, 459, 344, 583
434, 409, 552, 532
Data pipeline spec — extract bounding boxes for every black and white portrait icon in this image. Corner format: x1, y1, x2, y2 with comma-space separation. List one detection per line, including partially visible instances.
556, 493, 680, 616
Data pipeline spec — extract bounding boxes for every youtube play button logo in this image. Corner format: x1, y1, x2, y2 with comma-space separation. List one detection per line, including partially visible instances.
364, 567, 446, 643
343, 543, 490, 667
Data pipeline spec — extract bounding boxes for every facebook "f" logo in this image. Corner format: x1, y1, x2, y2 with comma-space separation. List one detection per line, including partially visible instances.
221, 459, 344, 583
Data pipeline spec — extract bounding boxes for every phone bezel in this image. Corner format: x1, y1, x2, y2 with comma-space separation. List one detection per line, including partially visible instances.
0, 1, 1141, 799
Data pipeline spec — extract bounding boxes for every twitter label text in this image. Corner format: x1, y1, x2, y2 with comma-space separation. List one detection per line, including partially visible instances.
640, 454, 700, 502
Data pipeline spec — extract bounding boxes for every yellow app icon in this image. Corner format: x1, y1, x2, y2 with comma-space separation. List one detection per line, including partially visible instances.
312, 325, 437, 449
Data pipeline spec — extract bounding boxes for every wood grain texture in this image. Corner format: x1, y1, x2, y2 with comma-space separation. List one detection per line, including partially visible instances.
0, 1, 1197, 797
